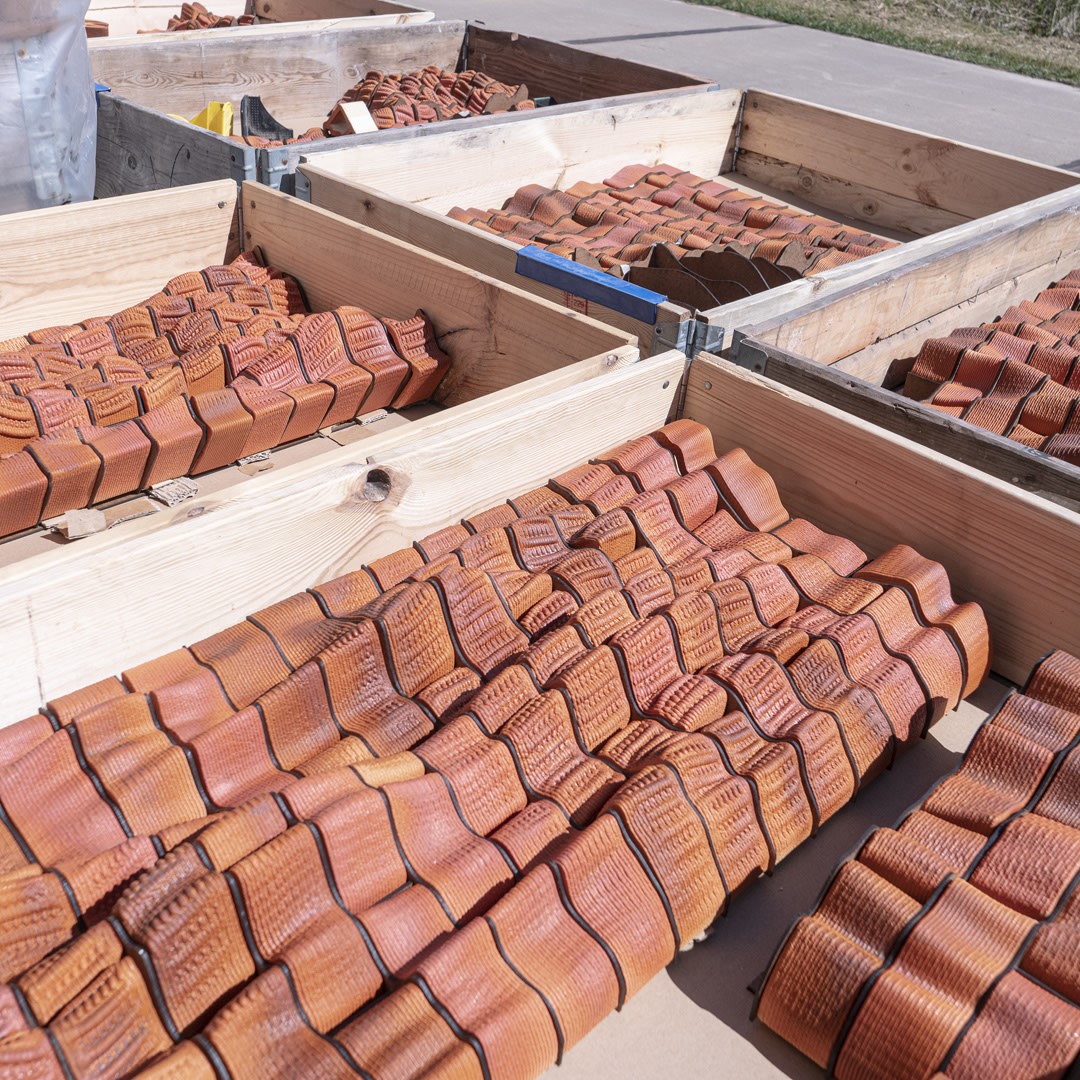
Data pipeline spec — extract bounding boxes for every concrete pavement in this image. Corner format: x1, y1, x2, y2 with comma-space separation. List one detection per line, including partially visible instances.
426, 0, 1080, 170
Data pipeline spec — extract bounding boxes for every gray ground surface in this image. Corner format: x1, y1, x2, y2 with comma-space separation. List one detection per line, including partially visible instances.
426, 0, 1080, 170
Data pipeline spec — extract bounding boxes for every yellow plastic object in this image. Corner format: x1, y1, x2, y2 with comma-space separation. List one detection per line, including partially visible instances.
168, 101, 233, 135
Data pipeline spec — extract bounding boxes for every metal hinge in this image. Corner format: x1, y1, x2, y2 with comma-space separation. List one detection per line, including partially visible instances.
729, 331, 769, 374
652, 320, 727, 359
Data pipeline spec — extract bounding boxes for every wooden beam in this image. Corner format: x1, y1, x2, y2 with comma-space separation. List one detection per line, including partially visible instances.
0, 352, 683, 720
737, 90, 1078, 227
0, 180, 237, 338
300, 89, 740, 215
465, 25, 708, 99
89, 20, 466, 123
716, 184, 1080, 359
735, 341, 1080, 510
682, 355, 1080, 685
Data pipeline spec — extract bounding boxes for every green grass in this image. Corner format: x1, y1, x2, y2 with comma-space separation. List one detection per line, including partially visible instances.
685, 0, 1080, 86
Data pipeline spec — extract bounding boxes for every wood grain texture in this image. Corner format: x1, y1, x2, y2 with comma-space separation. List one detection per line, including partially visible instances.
301, 90, 741, 214
738, 90, 1078, 224
735, 150, 967, 239
90, 10, 435, 45
0, 352, 682, 720
737, 341, 1080, 510
683, 355, 1080, 684
258, 0, 425, 18
87, 0, 245, 37
698, 184, 1080, 353
95, 93, 255, 196
242, 183, 634, 405
89, 20, 466, 123
0, 180, 237, 338
464, 25, 708, 100
738, 185, 1080, 367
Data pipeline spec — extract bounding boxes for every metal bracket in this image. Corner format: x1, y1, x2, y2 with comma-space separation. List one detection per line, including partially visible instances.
652, 320, 727, 359
653, 319, 693, 355
730, 330, 769, 373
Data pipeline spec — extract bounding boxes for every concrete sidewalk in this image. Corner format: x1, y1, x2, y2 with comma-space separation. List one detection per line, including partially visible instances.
427, 0, 1080, 170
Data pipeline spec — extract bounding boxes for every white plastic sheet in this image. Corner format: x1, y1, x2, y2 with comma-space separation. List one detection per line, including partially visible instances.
0, 0, 96, 213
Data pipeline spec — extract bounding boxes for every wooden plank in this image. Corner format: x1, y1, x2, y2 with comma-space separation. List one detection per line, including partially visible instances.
737, 90, 1078, 226
831, 260, 1070, 385
91, 11, 437, 45
701, 184, 1080, 355
258, 0, 431, 21
300, 90, 740, 214
738, 185, 1080, 365
0, 181, 237, 339
682, 355, 1080, 684
89, 20, 466, 123
735, 341, 1080, 510
87, 0, 245, 37
465, 24, 708, 99
0, 352, 683, 719
241, 183, 635, 405
734, 151, 966, 239
95, 93, 255, 196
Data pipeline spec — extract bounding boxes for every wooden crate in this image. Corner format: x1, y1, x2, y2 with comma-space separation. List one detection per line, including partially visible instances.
680, 356, 1080, 687
299, 91, 1080, 353
86, 0, 432, 39
5, 300, 1077, 720
90, 21, 710, 195
0, 179, 651, 716
729, 184, 1080, 509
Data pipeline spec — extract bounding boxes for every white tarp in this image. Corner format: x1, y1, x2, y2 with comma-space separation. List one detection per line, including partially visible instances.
0, 0, 95, 212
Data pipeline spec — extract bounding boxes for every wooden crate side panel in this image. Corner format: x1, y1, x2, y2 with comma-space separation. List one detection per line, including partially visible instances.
241, 184, 635, 404
465, 25, 707, 100
302, 170, 680, 350
96, 93, 255, 195
737, 186, 1080, 367
89, 20, 465, 123
682, 356, 1080, 684
299, 90, 741, 215
0, 181, 237, 338
737, 91, 1079, 231
254, 0, 429, 21
0, 353, 682, 720
832, 258, 1075, 385
87, 0, 246, 36
738, 342, 1080, 509
735, 149, 968, 238
91, 11, 438, 46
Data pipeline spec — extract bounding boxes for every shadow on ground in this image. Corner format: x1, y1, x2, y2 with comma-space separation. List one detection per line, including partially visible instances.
666, 676, 1009, 1076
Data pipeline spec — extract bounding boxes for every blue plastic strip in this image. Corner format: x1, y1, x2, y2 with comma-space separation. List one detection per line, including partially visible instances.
514, 246, 665, 325
94, 82, 111, 98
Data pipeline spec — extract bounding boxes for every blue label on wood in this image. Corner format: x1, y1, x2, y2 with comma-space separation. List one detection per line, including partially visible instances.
514, 247, 665, 325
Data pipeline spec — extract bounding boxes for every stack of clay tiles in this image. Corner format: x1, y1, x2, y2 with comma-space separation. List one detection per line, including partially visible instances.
903, 270, 1080, 465
447, 164, 897, 275
756, 649, 1080, 1079
155, 3, 255, 30
0, 420, 990, 1079
237, 68, 537, 148
0, 252, 450, 538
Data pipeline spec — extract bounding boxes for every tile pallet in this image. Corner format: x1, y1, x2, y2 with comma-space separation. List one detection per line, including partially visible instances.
729, 185, 1080, 509
298, 91, 1079, 353
0, 180, 644, 717
90, 21, 710, 195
